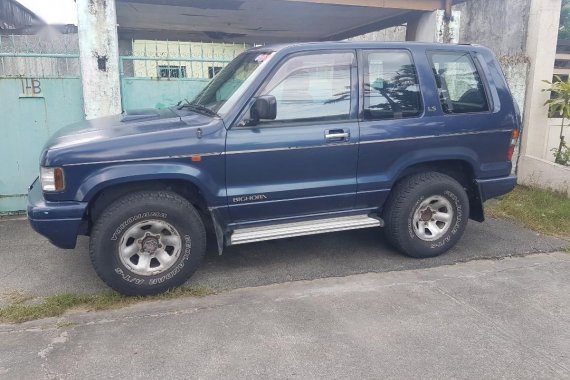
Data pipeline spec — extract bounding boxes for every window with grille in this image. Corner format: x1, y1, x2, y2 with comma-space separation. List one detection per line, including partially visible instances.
157, 65, 187, 78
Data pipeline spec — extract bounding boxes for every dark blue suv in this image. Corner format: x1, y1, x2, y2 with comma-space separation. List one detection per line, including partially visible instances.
28, 42, 519, 295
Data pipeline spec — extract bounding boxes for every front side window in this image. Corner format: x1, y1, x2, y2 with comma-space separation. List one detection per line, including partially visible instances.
429, 51, 489, 114
190, 51, 275, 116
363, 50, 422, 120
258, 52, 354, 123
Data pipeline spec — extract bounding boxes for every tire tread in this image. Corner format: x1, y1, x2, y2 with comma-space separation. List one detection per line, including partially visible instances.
383, 172, 468, 258
90, 190, 206, 295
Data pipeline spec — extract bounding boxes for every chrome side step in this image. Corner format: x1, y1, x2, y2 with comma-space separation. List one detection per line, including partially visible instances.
229, 214, 383, 246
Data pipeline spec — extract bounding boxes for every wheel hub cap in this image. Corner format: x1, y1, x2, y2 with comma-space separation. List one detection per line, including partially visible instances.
420, 208, 434, 222
118, 220, 185, 276
140, 234, 160, 254
412, 196, 454, 242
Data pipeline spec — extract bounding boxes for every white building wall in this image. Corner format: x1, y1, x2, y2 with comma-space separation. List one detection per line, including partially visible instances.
131, 40, 249, 79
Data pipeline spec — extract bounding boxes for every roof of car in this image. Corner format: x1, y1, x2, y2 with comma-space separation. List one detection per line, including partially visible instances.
249, 41, 486, 54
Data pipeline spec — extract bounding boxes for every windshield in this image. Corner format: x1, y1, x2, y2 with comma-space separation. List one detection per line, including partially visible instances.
187, 50, 275, 117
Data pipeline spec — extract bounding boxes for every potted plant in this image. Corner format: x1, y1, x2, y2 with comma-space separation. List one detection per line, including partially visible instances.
543, 75, 570, 166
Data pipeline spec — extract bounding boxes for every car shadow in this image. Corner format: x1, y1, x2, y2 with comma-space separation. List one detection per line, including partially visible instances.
185, 219, 569, 290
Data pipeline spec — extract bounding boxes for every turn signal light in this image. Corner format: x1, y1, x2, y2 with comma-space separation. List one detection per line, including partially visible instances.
40, 167, 65, 192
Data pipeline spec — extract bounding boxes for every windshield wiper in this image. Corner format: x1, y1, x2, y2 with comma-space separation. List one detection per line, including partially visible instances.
177, 99, 219, 117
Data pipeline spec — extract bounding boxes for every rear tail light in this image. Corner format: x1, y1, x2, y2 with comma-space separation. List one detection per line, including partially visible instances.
507, 129, 520, 161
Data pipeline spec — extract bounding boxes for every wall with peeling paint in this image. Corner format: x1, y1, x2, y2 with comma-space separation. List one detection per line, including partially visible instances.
454, 0, 531, 57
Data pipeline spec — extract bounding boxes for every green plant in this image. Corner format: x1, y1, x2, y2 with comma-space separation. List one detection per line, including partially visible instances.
551, 139, 570, 166
543, 75, 570, 166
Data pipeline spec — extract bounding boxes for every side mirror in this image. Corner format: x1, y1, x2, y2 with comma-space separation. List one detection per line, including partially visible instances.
251, 95, 277, 122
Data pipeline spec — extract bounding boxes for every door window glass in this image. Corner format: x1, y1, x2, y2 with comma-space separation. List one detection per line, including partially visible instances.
259, 52, 354, 122
429, 51, 489, 114
363, 50, 422, 120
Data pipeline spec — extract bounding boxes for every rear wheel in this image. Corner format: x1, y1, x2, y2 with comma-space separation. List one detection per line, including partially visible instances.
383, 172, 469, 258
90, 191, 206, 296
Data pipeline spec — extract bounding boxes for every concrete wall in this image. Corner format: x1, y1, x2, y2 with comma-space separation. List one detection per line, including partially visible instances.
518, 155, 570, 195
455, 0, 569, 197
345, 26, 406, 42
348, 11, 460, 44
452, 0, 533, 177
454, 0, 531, 57
546, 118, 570, 162
353, 1, 529, 56
499, 56, 530, 114
454, 0, 531, 113
500, 56, 530, 172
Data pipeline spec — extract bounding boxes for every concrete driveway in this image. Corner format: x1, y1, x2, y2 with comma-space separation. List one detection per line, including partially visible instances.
0, 216, 568, 297
1, 252, 570, 379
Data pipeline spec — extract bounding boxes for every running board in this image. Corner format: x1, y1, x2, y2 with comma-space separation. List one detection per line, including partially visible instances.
228, 214, 384, 246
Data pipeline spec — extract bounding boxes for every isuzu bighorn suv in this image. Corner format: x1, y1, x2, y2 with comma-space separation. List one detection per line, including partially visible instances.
28, 42, 519, 295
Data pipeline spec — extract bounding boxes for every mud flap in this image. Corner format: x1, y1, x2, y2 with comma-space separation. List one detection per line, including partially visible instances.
209, 207, 226, 255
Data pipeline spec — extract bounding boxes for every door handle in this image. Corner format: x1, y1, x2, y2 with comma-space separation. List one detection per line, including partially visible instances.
325, 129, 350, 142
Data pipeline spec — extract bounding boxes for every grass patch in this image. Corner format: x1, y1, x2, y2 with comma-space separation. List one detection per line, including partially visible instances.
0, 286, 215, 324
487, 185, 570, 239
1, 290, 34, 304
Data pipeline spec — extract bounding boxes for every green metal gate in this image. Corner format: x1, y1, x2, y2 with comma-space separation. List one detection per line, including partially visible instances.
0, 39, 86, 213
119, 41, 246, 110
0, 39, 250, 212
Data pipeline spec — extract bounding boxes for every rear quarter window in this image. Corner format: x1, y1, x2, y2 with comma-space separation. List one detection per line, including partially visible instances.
428, 51, 490, 114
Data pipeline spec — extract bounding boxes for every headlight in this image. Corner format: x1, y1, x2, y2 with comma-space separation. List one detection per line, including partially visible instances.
40, 167, 65, 192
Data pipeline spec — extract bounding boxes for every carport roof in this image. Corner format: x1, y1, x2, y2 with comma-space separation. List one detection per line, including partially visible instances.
116, 0, 462, 43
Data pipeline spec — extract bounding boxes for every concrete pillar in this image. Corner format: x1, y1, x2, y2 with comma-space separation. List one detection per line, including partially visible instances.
520, 0, 562, 159
77, 0, 122, 119
406, 12, 438, 42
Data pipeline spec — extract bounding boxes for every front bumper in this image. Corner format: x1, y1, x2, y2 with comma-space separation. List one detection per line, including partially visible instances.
27, 178, 88, 249
476, 175, 517, 202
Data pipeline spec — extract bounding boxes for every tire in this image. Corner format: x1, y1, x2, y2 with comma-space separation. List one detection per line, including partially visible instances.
90, 191, 206, 296
383, 172, 469, 258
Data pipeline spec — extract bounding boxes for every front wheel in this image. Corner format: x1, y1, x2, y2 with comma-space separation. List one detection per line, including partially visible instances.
383, 172, 470, 258
90, 191, 206, 296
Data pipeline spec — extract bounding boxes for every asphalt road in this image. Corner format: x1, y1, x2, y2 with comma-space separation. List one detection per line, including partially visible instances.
1, 252, 570, 379
0, 217, 568, 298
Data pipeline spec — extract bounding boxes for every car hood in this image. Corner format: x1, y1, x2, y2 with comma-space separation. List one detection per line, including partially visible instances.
46, 108, 184, 149
41, 108, 224, 167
